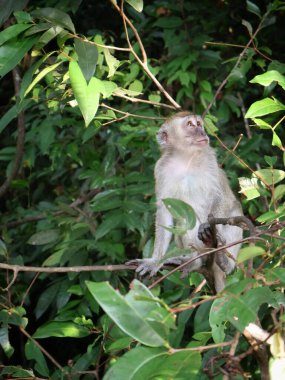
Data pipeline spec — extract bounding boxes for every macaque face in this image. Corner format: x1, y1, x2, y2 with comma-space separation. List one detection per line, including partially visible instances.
181, 115, 209, 146
157, 113, 209, 150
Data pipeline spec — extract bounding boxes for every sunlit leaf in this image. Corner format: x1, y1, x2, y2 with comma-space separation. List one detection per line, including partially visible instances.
254, 168, 285, 185
69, 61, 101, 126
245, 98, 285, 118
33, 321, 90, 338
125, 0, 144, 12
24, 61, 62, 97
237, 246, 266, 263
25, 341, 49, 377
104, 48, 120, 78
250, 70, 285, 90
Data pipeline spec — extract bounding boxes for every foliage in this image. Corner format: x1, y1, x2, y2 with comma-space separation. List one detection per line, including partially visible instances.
0, 0, 285, 379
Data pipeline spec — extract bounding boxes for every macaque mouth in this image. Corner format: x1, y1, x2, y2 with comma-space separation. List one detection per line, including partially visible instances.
195, 138, 209, 144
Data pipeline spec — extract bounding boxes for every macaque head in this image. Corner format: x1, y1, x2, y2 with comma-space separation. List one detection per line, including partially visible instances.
157, 112, 209, 150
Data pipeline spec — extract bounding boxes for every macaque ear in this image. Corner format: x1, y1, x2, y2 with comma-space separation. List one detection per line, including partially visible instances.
156, 125, 168, 146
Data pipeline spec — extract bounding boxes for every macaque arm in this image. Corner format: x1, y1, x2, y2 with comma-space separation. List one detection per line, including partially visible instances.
135, 201, 173, 276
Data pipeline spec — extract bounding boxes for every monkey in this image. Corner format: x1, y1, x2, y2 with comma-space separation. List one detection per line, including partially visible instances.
133, 112, 243, 292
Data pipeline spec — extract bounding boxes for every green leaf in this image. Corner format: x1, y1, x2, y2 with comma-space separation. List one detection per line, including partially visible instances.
25, 340, 49, 377
86, 281, 168, 347
252, 118, 272, 129
272, 131, 283, 149
0, 327, 14, 358
104, 48, 120, 78
69, 61, 101, 127
1, 366, 34, 378
95, 213, 123, 239
246, 1, 261, 17
27, 229, 59, 245
238, 177, 260, 200
210, 286, 275, 336
0, 24, 32, 46
245, 98, 285, 118
103, 346, 201, 380
33, 321, 90, 338
125, 0, 144, 12
32, 7, 75, 33
237, 246, 266, 263
75, 39, 98, 81
274, 184, 285, 202
162, 198, 196, 229
250, 70, 285, 90
254, 169, 285, 185
24, 61, 62, 97
36, 25, 63, 48
0, 36, 38, 78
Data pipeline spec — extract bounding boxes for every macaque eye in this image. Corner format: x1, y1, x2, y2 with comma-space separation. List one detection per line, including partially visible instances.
197, 121, 201, 127
187, 120, 193, 127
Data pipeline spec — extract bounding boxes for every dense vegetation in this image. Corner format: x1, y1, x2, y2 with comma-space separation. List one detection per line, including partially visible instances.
1, 0, 285, 379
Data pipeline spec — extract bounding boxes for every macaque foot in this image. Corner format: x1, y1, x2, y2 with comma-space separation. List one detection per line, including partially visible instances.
215, 251, 233, 274
127, 258, 162, 276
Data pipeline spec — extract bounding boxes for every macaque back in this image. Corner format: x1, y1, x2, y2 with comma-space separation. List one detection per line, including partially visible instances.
136, 112, 243, 292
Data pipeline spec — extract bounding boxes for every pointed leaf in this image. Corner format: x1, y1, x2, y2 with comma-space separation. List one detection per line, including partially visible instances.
32, 7, 75, 33
27, 229, 59, 245
75, 39, 98, 81
104, 346, 201, 380
33, 321, 90, 338
250, 70, 285, 90
69, 61, 101, 126
245, 98, 285, 118
0, 24, 32, 46
125, 0, 144, 12
254, 169, 285, 185
24, 61, 62, 97
237, 246, 266, 263
0, 35, 38, 78
86, 281, 167, 347
163, 198, 196, 229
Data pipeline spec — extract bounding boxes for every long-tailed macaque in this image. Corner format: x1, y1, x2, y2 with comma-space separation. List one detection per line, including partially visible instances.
135, 112, 243, 292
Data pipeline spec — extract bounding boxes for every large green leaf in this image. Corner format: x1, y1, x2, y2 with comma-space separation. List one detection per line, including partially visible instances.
210, 286, 276, 341
75, 38, 98, 81
237, 246, 266, 263
27, 229, 59, 245
0, 24, 32, 46
86, 281, 168, 347
25, 340, 49, 377
33, 321, 90, 338
162, 198, 196, 229
32, 7, 75, 33
254, 168, 285, 185
69, 61, 101, 127
245, 98, 285, 118
103, 346, 201, 380
250, 70, 285, 90
0, 35, 38, 78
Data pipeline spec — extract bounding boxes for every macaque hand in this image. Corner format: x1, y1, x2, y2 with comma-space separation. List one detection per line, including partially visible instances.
127, 258, 162, 276
198, 222, 215, 247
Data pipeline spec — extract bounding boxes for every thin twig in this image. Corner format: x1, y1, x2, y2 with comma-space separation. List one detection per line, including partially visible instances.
202, 11, 270, 118
19, 326, 65, 373
101, 103, 165, 120
1, 188, 99, 229
110, 0, 181, 110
